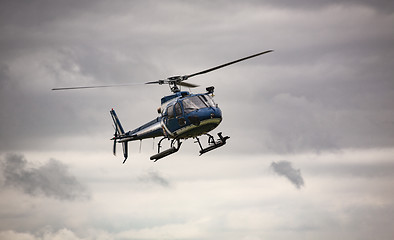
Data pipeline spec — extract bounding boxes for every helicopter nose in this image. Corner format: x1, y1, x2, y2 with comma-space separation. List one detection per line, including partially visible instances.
207, 107, 223, 127
210, 107, 222, 119
187, 107, 222, 127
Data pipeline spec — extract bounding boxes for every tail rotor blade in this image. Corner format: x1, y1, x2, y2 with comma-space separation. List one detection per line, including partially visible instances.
113, 128, 118, 156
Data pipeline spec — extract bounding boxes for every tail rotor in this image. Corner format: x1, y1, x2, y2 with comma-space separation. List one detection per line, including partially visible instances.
110, 109, 129, 163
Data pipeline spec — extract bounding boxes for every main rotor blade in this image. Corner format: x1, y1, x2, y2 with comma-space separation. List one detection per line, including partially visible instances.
177, 81, 199, 88
145, 80, 166, 85
184, 50, 273, 79
145, 79, 198, 88
52, 83, 142, 91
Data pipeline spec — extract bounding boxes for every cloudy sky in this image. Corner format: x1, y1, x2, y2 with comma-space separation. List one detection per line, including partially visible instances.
1, 0, 394, 239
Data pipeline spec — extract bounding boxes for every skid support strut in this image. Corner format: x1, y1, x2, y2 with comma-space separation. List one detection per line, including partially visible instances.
195, 132, 230, 155
150, 138, 181, 162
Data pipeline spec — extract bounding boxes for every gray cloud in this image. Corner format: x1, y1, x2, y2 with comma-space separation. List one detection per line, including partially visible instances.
0, 1, 393, 239
253, 0, 394, 12
138, 169, 171, 187
271, 161, 305, 189
0, 154, 90, 200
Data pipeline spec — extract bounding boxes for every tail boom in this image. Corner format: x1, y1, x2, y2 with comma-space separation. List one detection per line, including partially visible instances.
110, 108, 165, 163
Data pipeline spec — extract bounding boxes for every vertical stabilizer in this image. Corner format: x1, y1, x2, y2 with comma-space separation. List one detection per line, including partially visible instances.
110, 108, 125, 135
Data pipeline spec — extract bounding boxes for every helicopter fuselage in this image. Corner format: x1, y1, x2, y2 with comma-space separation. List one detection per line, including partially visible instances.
117, 91, 222, 142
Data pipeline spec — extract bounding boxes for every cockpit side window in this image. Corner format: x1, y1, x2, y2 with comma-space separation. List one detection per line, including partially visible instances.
167, 104, 175, 119
175, 102, 182, 117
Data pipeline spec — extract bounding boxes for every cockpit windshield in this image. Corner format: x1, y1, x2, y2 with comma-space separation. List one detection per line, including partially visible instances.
200, 94, 216, 107
182, 95, 216, 114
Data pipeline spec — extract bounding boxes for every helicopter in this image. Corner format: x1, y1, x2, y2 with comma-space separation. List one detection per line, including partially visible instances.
52, 50, 273, 163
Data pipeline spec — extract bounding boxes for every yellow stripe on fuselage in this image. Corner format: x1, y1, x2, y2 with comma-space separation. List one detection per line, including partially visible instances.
173, 118, 222, 139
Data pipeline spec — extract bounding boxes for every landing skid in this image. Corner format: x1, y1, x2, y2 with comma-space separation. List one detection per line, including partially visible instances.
195, 132, 230, 155
150, 132, 230, 162
150, 138, 182, 162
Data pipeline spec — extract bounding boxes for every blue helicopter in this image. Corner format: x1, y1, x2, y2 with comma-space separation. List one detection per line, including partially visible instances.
53, 50, 273, 163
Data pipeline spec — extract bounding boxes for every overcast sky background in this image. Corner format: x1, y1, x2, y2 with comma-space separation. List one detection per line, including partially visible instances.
1, 0, 394, 239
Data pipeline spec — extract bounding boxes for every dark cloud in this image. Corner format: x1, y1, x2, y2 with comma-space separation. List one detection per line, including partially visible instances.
0, 2, 394, 240
0, 154, 90, 200
0, 0, 393, 155
138, 170, 171, 187
248, 0, 394, 12
271, 161, 305, 189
